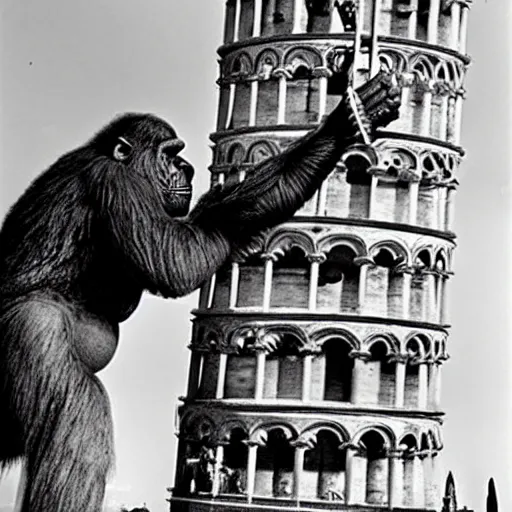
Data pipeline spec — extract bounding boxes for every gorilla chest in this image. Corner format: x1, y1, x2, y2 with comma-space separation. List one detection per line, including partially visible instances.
79, 255, 143, 323
73, 311, 120, 373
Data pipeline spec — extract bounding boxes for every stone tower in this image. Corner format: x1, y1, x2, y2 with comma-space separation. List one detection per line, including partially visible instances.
169, 1, 472, 511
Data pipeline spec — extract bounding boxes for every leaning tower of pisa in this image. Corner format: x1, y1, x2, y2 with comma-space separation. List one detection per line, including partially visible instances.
169, 1, 472, 511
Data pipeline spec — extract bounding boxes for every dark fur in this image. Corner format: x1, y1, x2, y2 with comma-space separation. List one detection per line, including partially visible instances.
0, 95, 356, 510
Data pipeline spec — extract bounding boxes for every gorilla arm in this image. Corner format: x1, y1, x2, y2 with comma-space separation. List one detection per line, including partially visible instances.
96, 95, 359, 299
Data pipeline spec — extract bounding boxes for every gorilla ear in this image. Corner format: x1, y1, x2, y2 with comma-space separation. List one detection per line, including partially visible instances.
113, 137, 133, 161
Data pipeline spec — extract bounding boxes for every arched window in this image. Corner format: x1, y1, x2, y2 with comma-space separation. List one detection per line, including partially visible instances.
322, 338, 353, 402
261, 0, 294, 36
239, 0, 255, 39
370, 341, 396, 406
217, 85, 231, 130
255, 428, 295, 497
306, 0, 332, 33
220, 428, 249, 495
198, 351, 220, 400
237, 254, 265, 308
399, 434, 418, 507
361, 431, 389, 505
285, 66, 320, 125
211, 263, 232, 310
226, 143, 245, 165
256, 77, 279, 126
324, 166, 350, 217
224, 0, 236, 42
416, 0, 430, 41
182, 436, 216, 495
303, 430, 346, 500
346, 154, 372, 219
410, 250, 431, 321
404, 337, 424, 408
271, 246, 310, 309
231, 82, 252, 128
390, 0, 413, 38
368, 248, 405, 318
317, 245, 360, 313
262, 333, 304, 400
224, 334, 257, 399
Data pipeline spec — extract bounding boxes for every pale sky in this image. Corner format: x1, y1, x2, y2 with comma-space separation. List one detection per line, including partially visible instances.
0, 1, 510, 511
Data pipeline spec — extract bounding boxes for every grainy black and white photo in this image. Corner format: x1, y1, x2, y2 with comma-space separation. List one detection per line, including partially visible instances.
0, 1, 509, 511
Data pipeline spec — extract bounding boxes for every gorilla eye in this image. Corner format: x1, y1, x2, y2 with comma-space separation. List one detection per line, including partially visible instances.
113, 137, 133, 161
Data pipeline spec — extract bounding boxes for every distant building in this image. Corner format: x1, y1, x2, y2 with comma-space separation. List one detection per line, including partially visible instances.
169, 1, 475, 511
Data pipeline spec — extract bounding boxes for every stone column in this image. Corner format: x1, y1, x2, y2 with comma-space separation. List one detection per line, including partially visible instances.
428, 0, 441, 44
438, 186, 447, 231
454, 91, 464, 144
187, 351, 203, 397
292, 442, 308, 500
344, 444, 359, 505
262, 253, 276, 311
459, 4, 470, 54
245, 442, 259, 502
212, 444, 225, 496
425, 271, 437, 322
389, 450, 405, 508
316, 181, 328, 217
277, 73, 288, 124
408, 0, 418, 39
434, 361, 442, 409
316, 72, 330, 122
253, 0, 263, 37
427, 361, 437, 409
441, 274, 449, 324
302, 353, 313, 401
439, 94, 449, 141
413, 453, 425, 507
249, 79, 259, 126
207, 273, 217, 308
350, 350, 372, 405
435, 274, 443, 323
308, 253, 326, 312
450, 0, 461, 51
225, 82, 236, 129
229, 262, 240, 308
424, 451, 436, 507
431, 451, 441, 505
292, 0, 303, 33
447, 95, 457, 143
254, 347, 267, 400
431, 187, 440, 230
402, 270, 412, 319
393, 354, 408, 407
356, 261, 370, 315
369, 0, 383, 76
445, 186, 455, 231
233, 0, 242, 42
418, 362, 428, 409
420, 83, 433, 137
216, 353, 228, 399
368, 175, 379, 219
408, 180, 419, 224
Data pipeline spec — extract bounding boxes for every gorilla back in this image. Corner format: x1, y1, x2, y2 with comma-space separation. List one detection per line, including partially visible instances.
0, 89, 378, 511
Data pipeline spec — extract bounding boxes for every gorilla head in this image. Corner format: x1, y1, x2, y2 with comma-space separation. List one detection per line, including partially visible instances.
90, 113, 195, 217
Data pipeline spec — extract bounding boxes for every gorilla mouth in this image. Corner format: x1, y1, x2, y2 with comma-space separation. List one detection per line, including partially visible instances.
171, 185, 192, 196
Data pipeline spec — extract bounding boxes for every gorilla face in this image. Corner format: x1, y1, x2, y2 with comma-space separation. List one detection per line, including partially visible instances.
106, 115, 196, 218
156, 139, 195, 217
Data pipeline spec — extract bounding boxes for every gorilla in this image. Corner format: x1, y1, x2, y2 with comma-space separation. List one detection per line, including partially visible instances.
0, 71, 399, 511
